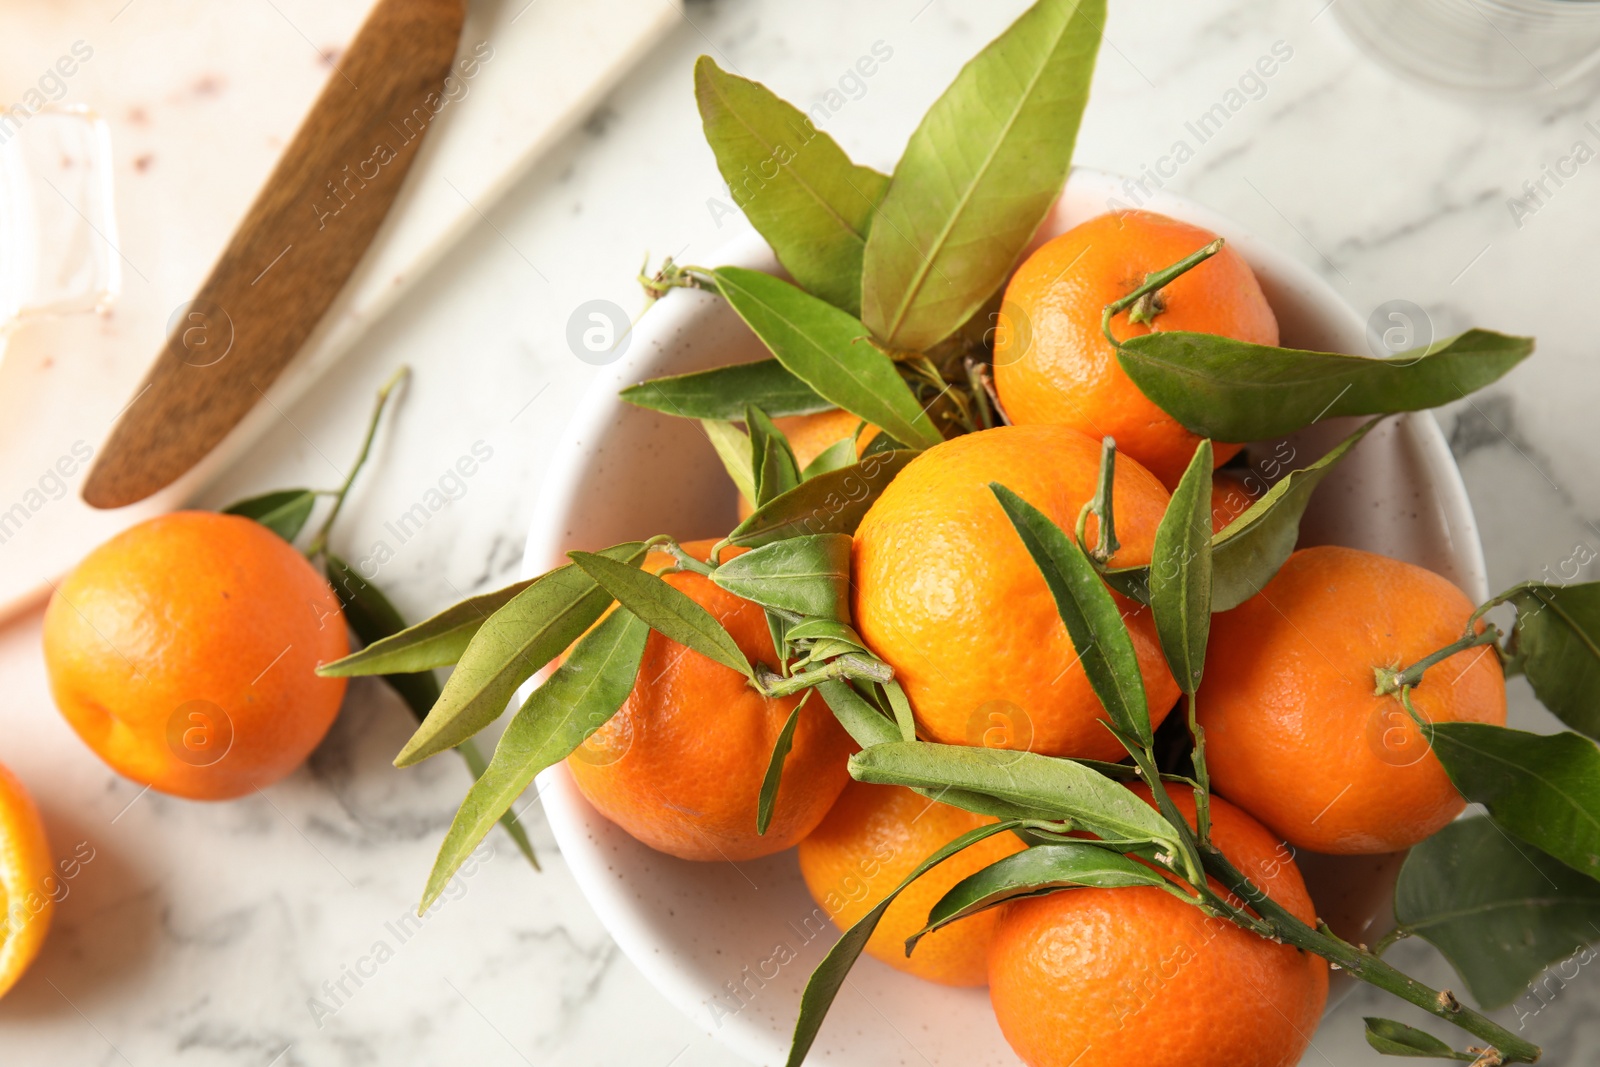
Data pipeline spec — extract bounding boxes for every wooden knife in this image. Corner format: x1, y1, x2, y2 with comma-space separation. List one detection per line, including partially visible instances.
83, 0, 467, 509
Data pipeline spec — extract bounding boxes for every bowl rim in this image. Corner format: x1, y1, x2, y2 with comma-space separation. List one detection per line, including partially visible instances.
522, 166, 1488, 1064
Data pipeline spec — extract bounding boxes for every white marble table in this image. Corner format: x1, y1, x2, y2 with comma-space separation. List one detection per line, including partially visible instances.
4, 0, 1600, 1064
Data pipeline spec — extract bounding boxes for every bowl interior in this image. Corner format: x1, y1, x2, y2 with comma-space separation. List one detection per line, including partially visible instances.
524, 169, 1487, 1066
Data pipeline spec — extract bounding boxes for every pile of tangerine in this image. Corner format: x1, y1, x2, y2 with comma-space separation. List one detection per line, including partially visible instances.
566, 210, 1505, 1067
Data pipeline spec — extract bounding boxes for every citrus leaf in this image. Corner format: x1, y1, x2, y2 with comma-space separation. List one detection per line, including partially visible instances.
418, 608, 649, 911
392, 542, 647, 767
319, 577, 538, 676
711, 533, 852, 621
849, 742, 1179, 849
785, 819, 1026, 1067
785, 618, 867, 651
223, 488, 317, 543
1208, 418, 1377, 610
990, 483, 1153, 747
1363, 1018, 1475, 1060
1503, 582, 1600, 740
1428, 722, 1600, 882
1114, 328, 1532, 443
907, 842, 1166, 954
802, 436, 858, 480
1393, 816, 1600, 1011
746, 404, 800, 507
727, 448, 917, 548
694, 56, 889, 315
814, 678, 899, 749
713, 267, 942, 450
1150, 440, 1213, 694
757, 691, 809, 835
883, 678, 917, 743
859, 0, 1104, 351
620, 358, 828, 420
569, 550, 754, 681
701, 419, 758, 503
326, 555, 538, 871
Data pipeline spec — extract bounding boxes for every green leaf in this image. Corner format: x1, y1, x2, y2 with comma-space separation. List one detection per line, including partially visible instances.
727, 448, 917, 548
1428, 722, 1600, 881
907, 842, 1166, 954
785, 618, 867, 651
319, 577, 537, 676
849, 742, 1179, 849
419, 608, 649, 911
1394, 816, 1600, 1010
223, 488, 317, 543
815, 678, 900, 749
990, 483, 1152, 747
883, 678, 917, 743
619, 358, 828, 420
713, 267, 942, 450
569, 550, 754, 681
326, 555, 539, 871
1503, 582, 1600, 740
1114, 328, 1533, 443
694, 56, 889, 316
392, 542, 647, 767
1149, 441, 1213, 693
711, 533, 852, 621
859, 0, 1105, 351
802, 436, 858, 480
746, 404, 801, 507
1208, 418, 1377, 610
1363, 1018, 1475, 1060
785, 820, 1025, 1067
757, 691, 809, 835
702, 419, 758, 503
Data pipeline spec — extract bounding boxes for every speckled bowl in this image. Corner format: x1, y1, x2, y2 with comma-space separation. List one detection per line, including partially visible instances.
524, 169, 1488, 1066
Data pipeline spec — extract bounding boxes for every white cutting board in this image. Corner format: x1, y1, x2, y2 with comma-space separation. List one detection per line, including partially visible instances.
0, 0, 678, 621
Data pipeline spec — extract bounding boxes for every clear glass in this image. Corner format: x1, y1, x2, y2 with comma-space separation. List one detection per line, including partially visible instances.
1334, 0, 1600, 96
0, 106, 120, 357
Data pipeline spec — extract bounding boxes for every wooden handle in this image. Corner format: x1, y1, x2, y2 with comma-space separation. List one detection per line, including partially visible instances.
84, 0, 467, 509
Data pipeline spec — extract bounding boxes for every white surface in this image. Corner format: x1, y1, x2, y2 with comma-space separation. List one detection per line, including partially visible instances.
4, 1, 1600, 1065
0, 0, 677, 620
524, 169, 1489, 1067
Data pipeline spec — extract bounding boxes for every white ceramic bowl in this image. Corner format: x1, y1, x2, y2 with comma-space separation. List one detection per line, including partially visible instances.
523, 169, 1488, 1066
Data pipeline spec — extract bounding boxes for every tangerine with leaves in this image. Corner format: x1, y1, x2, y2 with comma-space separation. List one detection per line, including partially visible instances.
994, 210, 1279, 488
1196, 545, 1507, 854
797, 781, 1025, 986
42, 511, 349, 801
852, 425, 1180, 762
567, 540, 853, 860
988, 787, 1327, 1067
0, 761, 53, 999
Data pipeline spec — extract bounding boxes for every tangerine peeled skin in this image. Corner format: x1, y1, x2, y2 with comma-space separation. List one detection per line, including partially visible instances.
987, 787, 1327, 1067
994, 210, 1279, 489
567, 540, 853, 861
0, 761, 55, 999
852, 425, 1179, 762
1196, 546, 1507, 854
798, 781, 1025, 986
42, 512, 349, 801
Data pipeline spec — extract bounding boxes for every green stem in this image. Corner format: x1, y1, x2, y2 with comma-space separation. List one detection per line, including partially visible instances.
306, 366, 410, 561
1371, 924, 1413, 957
1186, 691, 1212, 844
965, 358, 996, 431
662, 539, 715, 577
757, 654, 893, 699
1200, 846, 1540, 1063
1075, 437, 1121, 564
1374, 626, 1502, 695
1099, 238, 1224, 350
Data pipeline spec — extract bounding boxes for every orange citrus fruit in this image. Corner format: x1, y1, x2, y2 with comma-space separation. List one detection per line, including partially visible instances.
568, 539, 853, 861
0, 761, 54, 999
42, 511, 349, 801
988, 786, 1327, 1067
1197, 545, 1507, 853
736, 410, 879, 519
1210, 470, 1260, 534
994, 210, 1280, 488
797, 781, 1025, 986
852, 425, 1179, 762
